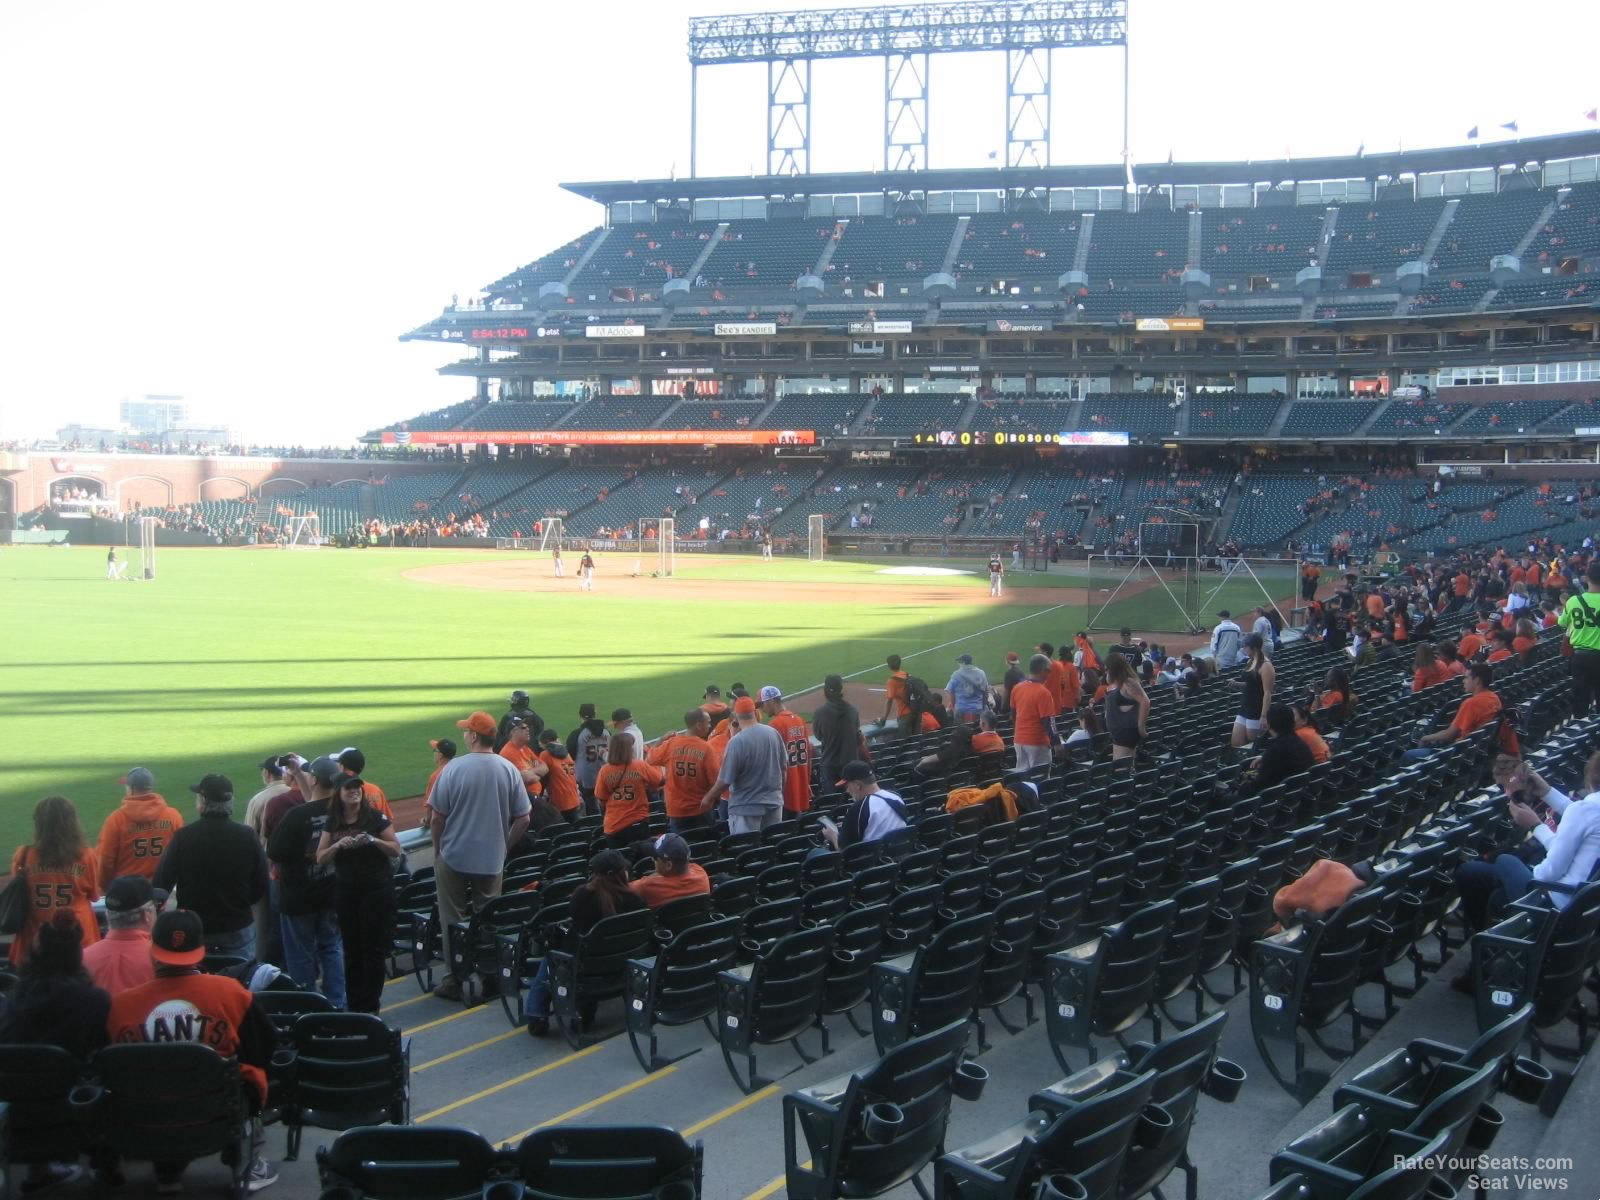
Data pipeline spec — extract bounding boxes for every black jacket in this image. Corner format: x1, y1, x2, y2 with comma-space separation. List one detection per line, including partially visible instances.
0, 973, 110, 1061
152, 810, 268, 935
811, 698, 862, 783
1244, 734, 1315, 796
496, 705, 545, 751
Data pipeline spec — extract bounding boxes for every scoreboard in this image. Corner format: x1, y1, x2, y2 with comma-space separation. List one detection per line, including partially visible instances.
911, 430, 1131, 447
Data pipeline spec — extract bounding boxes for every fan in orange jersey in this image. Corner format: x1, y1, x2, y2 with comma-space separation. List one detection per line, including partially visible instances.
96, 766, 184, 891
758, 686, 812, 814
647, 709, 724, 833
535, 729, 581, 823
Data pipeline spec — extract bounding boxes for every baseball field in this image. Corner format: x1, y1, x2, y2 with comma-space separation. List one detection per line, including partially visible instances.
0, 543, 1297, 851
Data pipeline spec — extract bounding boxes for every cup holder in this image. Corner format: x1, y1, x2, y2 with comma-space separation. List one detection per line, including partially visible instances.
1423, 1177, 1459, 1200
481, 1182, 524, 1200
1036, 1173, 1089, 1200
652, 1181, 696, 1200
1201, 1057, 1247, 1103
935, 907, 959, 923
863, 1101, 905, 1144
1466, 1102, 1504, 1152
1505, 1056, 1553, 1104
1134, 1103, 1173, 1148
952, 1061, 989, 1102
739, 937, 763, 955
831, 948, 857, 966
270, 1047, 298, 1071
67, 1083, 103, 1114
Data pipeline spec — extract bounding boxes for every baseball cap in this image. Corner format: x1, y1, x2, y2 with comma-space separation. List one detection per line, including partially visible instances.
836, 760, 875, 787
652, 833, 691, 862
429, 737, 457, 758
510, 689, 530, 704
189, 774, 233, 803
758, 685, 782, 702
507, 716, 529, 730
703, 684, 722, 697
957, 653, 973, 664
338, 775, 365, 791
151, 910, 206, 967
456, 711, 496, 736
733, 696, 758, 717
578, 703, 597, 719
538, 728, 559, 743
105, 875, 166, 913
611, 707, 633, 723
258, 755, 286, 776
123, 767, 155, 791
307, 756, 345, 786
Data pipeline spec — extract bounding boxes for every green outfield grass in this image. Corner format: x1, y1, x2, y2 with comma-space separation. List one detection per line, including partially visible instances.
0, 545, 1085, 852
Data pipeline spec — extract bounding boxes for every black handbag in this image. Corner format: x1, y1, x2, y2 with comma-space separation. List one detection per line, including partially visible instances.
0, 850, 29, 935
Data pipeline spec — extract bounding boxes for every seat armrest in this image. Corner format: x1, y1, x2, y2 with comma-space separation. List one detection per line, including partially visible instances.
719, 963, 756, 983
1061, 937, 1102, 961
1278, 1103, 1371, 1162
943, 1113, 1054, 1172
1029, 1059, 1129, 1113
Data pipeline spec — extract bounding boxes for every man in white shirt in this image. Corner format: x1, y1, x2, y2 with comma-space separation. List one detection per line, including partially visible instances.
819, 761, 907, 850
1453, 756, 1600, 960
1251, 607, 1276, 658
1210, 611, 1243, 669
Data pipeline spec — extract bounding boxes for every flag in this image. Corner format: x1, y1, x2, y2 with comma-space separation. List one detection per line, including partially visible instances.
1467, 126, 1479, 139
1586, 108, 1597, 122
1500, 120, 1519, 133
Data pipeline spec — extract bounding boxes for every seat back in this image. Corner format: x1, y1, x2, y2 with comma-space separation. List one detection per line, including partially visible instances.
1120, 1011, 1229, 1197
747, 925, 834, 1043
741, 897, 802, 949
823, 905, 890, 1016
574, 910, 656, 1001
986, 851, 1034, 899
825, 1020, 973, 1197
940, 868, 991, 918
652, 917, 742, 1023
1410, 1060, 1501, 1160
515, 1124, 700, 1199
1029, 1068, 1158, 1200
978, 890, 1045, 1007
1344, 1128, 1452, 1200
1534, 881, 1600, 1030
1155, 876, 1223, 999
254, 990, 337, 1042
1300, 888, 1383, 1025
318, 1126, 500, 1200
907, 912, 994, 1037
469, 890, 547, 939
651, 894, 713, 940
1091, 900, 1176, 1036
896, 848, 942, 891
1460, 1002, 1534, 1069
0, 1043, 87, 1163
90, 1043, 247, 1163
289, 1012, 407, 1129
852, 862, 899, 906
888, 885, 942, 945
799, 878, 853, 928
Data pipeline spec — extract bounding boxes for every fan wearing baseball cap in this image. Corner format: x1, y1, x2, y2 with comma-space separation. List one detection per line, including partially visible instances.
82, 876, 167, 994
424, 711, 532, 1001
701, 696, 785, 833
151, 775, 269, 963
629, 835, 711, 908
819, 762, 907, 851
95, 768, 184, 892
107, 909, 279, 1191
758, 686, 812, 814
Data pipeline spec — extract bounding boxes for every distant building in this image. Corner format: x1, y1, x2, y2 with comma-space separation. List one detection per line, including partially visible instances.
120, 396, 186, 435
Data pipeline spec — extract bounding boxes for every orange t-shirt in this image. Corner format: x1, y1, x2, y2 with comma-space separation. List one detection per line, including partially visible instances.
1365, 594, 1386, 620
648, 734, 723, 819
1457, 633, 1484, 660
1075, 639, 1102, 672
1295, 726, 1331, 763
630, 863, 711, 908
1453, 573, 1471, 597
1527, 564, 1543, 587
700, 701, 730, 729
360, 782, 393, 820
919, 711, 941, 733
538, 750, 580, 813
1411, 664, 1448, 693
96, 794, 185, 891
707, 719, 735, 755
596, 760, 664, 834
1452, 689, 1514, 750
766, 710, 812, 813
423, 765, 445, 804
1509, 566, 1526, 585
1010, 679, 1058, 748
885, 671, 911, 717
499, 743, 542, 797
1486, 648, 1511, 663
1313, 688, 1345, 712
972, 730, 1007, 756
1512, 636, 1536, 656
1047, 659, 1081, 710
9, 846, 100, 965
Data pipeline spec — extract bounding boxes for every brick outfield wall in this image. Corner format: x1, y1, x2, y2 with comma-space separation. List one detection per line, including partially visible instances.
0, 453, 454, 513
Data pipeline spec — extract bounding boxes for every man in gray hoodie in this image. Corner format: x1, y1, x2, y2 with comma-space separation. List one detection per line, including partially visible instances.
1210, 610, 1243, 669
945, 654, 991, 723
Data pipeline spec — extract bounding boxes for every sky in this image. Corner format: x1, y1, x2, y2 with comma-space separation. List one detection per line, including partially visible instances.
1, 0, 1597, 445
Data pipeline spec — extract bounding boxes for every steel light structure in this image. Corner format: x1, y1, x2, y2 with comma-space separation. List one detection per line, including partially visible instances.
686, 1, 1130, 176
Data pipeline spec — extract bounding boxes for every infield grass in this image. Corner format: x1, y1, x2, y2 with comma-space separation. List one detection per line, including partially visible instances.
0, 546, 1078, 851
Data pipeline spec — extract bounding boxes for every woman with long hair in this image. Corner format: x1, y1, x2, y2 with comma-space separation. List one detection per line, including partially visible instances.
1311, 667, 1355, 722
1230, 633, 1276, 748
9, 796, 100, 965
314, 776, 401, 1014
595, 733, 663, 849
1290, 702, 1332, 763
1102, 652, 1150, 763
1412, 642, 1447, 693
1513, 617, 1539, 660
522, 850, 645, 1038
0, 913, 110, 1190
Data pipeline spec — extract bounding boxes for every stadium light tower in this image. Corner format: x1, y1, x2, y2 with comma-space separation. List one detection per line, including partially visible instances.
687, 0, 1130, 176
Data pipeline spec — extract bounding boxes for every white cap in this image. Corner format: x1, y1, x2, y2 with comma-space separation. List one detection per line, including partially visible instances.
758, 685, 782, 702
